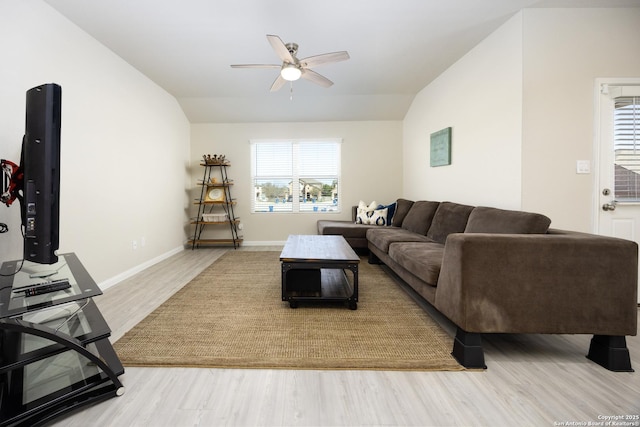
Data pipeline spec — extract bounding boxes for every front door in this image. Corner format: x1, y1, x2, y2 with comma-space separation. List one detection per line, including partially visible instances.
595, 79, 640, 303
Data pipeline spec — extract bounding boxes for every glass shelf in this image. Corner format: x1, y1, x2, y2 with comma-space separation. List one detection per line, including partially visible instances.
0, 253, 102, 319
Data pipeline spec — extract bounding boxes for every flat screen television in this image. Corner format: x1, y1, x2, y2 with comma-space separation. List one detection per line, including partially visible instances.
21, 83, 62, 265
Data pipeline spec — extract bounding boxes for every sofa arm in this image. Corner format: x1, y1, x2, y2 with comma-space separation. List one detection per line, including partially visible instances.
434, 230, 638, 336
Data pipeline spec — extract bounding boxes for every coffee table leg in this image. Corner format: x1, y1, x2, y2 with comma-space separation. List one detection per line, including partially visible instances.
282, 262, 291, 305
348, 264, 358, 310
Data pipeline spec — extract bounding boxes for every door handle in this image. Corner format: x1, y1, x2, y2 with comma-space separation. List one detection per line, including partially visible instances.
602, 202, 617, 211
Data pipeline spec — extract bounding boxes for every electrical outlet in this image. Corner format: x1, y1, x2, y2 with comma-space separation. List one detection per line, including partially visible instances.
576, 160, 591, 174
132, 240, 138, 251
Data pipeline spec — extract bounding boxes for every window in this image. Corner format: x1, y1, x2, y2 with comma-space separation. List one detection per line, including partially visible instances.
250, 139, 341, 213
614, 96, 640, 201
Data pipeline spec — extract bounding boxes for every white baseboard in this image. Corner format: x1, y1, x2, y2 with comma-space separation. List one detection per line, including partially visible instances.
98, 245, 184, 291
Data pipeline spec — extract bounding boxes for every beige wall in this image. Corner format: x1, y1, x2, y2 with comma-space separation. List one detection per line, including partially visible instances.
190, 121, 403, 244
403, 8, 640, 232
0, 1, 190, 284
403, 13, 523, 209
521, 8, 640, 231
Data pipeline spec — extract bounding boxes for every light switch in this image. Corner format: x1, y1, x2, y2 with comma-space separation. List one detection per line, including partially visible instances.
576, 160, 591, 174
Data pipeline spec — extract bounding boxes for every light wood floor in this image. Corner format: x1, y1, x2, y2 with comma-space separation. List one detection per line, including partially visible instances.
53, 247, 639, 427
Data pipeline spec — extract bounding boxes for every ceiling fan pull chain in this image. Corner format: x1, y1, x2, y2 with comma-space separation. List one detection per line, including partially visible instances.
290, 82, 294, 101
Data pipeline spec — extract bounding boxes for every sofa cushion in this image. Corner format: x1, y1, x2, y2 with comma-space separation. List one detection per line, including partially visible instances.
391, 198, 414, 227
426, 202, 475, 244
366, 227, 432, 252
388, 242, 445, 286
464, 206, 552, 234
318, 220, 378, 239
401, 201, 440, 235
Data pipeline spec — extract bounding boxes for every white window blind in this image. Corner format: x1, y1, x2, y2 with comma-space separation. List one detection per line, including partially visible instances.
614, 96, 640, 201
250, 139, 341, 213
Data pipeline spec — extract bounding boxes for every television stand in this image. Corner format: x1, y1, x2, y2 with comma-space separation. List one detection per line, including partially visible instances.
0, 253, 124, 426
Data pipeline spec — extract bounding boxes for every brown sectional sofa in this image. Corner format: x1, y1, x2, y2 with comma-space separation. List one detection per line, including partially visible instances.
317, 199, 638, 371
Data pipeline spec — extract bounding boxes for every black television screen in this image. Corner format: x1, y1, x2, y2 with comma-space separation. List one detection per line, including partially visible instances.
21, 83, 62, 265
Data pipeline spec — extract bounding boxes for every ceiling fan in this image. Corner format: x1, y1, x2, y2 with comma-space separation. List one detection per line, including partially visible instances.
231, 34, 350, 92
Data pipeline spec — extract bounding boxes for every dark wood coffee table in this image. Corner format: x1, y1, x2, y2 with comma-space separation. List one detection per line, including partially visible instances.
280, 235, 359, 309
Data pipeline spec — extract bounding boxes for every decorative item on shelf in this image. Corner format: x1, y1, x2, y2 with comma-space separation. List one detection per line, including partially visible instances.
202, 154, 227, 165
204, 186, 225, 202
203, 213, 228, 222
209, 177, 218, 184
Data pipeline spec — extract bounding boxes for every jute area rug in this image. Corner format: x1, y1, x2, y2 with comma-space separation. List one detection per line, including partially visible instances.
113, 251, 463, 371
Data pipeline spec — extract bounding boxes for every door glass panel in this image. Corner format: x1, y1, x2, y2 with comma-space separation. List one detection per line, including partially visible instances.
614, 97, 640, 202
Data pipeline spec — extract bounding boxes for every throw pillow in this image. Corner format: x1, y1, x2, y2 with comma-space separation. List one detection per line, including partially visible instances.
377, 202, 396, 226
355, 200, 378, 224
369, 207, 389, 226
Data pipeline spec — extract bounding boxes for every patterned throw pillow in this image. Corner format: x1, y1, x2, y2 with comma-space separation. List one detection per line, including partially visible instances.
356, 200, 389, 225
369, 207, 389, 226
377, 202, 396, 226
356, 200, 378, 224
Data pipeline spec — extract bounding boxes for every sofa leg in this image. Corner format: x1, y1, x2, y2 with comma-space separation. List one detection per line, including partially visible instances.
451, 328, 487, 369
587, 335, 634, 372
368, 251, 380, 264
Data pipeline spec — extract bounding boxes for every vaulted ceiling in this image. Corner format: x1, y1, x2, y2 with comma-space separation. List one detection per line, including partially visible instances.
45, 0, 640, 123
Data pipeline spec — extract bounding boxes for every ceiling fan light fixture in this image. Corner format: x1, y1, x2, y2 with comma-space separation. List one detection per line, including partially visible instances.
231, 35, 349, 92
280, 63, 301, 81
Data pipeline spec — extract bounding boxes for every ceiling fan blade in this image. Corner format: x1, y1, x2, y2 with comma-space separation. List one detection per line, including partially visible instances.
300, 51, 350, 69
301, 69, 333, 88
230, 64, 280, 69
267, 34, 295, 63
270, 74, 287, 92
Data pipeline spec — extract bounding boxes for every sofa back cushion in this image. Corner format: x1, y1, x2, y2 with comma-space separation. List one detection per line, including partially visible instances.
426, 202, 475, 243
464, 206, 551, 234
401, 201, 440, 235
392, 198, 414, 227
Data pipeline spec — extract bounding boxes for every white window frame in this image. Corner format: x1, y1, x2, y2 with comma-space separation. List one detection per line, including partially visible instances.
250, 139, 342, 214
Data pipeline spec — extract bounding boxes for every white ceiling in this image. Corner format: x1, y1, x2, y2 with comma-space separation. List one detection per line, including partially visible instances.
44, 0, 640, 123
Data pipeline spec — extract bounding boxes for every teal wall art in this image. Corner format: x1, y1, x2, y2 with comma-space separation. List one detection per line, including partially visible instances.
430, 127, 452, 167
